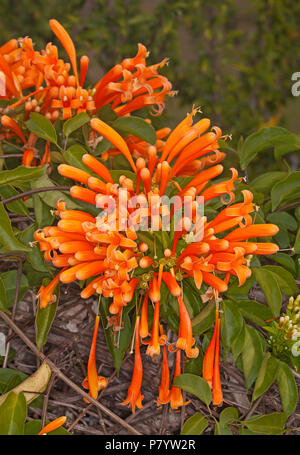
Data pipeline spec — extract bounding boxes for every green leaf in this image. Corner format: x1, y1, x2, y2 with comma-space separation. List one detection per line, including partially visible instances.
112, 116, 156, 144
261, 265, 297, 297
253, 268, 282, 317
174, 373, 212, 406
240, 127, 300, 170
270, 253, 296, 276
99, 298, 133, 374
271, 172, 300, 211
0, 369, 27, 394
24, 419, 70, 435
35, 278, 60, 350
191, 300, 215, 335
0, 391, 27, 435
242, 325, 264, 389
63, 112, 90, 138
276, 361, 298, 417
219, 407, 239, 427
243, 412, 287, 435
181, 412, 208, 435
0, 185, 29, 216
267, 212, 298, 232
0, 276, 9, 312
0, 165, 46, 187
294, 227, 300, 254
233, 299, 272, 326
252, 353, 279, 401
26, 112, 57, 144
0, 202, 30, 252
250, 172, 287, 194
64, 144, 93, 172
221, 300, 244, 351
0, 270, 29, 307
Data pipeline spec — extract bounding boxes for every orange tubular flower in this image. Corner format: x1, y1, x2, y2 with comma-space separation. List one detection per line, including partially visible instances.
156, 342, 170, 406
82, 315, 108, 400
169, 350, 189, 410
38, 416, 67, 435
32, 110, 279, 413
121, 317, 144, 413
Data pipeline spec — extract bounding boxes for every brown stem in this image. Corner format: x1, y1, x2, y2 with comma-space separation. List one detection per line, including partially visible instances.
1, 186, 70, 205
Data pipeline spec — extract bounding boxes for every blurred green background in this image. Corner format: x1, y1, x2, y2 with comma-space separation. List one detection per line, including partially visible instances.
1, 0, 300, 146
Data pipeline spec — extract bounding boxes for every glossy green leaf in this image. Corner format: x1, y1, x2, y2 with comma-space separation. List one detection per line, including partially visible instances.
271, 172, 300, 211
233, 299, 272, 326
0, 270, 29, 307
0, 202, 30, 252
253, 267, 282, 317
0, 276, 9, 312
0, 391, 27, 435
0, 165, 45, 187
35, 278, 60, 350
267, 212, 297, 232
261, 265, 297, 296
63, 112, 90, 138
240, 127, 300, 169
242, 325, 264, 389
0, 185, 29, 216
295, 227, 300, 254
26, 112, 57, 144
220, 406, 239, 427
181, 412, 208, 435
250, 172, 287, 194
243, 412, 287, 435
276, 361, 298, 417
252, 353, 279, 402
221, 300, 244, 350
191, 300, 215, 335
112, 116, 156, 144
174, 373, 212, 406
270, 253, 296, 276
64, 144, 94, 172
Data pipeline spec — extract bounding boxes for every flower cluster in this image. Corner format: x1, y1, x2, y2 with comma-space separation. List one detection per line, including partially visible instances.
33, 108, 279, 411
0, 20, 174, 166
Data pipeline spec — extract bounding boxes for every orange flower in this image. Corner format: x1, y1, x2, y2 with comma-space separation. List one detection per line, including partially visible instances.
169, 350, 189, 410
38, 416, 67, 435
121, 317, 144, 413
156, 332, 170, 406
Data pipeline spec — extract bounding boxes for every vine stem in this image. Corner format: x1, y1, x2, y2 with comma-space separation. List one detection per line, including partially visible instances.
1, 186, 70, 205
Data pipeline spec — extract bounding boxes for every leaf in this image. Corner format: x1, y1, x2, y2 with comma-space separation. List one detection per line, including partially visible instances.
26, 112, 57, 144
253, 267, 282, 317
112, 116, 156, 145
63, 112, 90, 138
221, 300, 244, 351
271, 172, 300, 211
0, 391, 27, 435
233, 299, 272, 326
0, 202, 30, 252
250, 172, 287, 194
174, 373, 212, 406
0, 276, 9, 312
240, 127, 300, 169
295, 227, 300, 254
64, 144, 93, 172
276, 361, 298, 417
99, 298, 133, 374
219, 407, 239, 427
242, 325, 264, 389
0, 369, 27, 395
24, 419, 70, 435
261, 265, 297, 297
0, 165, 45, 187
17, 223, 51, 273
0, 185, 29, 216
181, 412, 208, 435
0, 270, 29, 307
243, 412, 287, 435
35, 278, 60, 350
191, 300, 215, 335
267, 212, 297, 232
252, 353, 279, 401
270, 253, 296, 276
